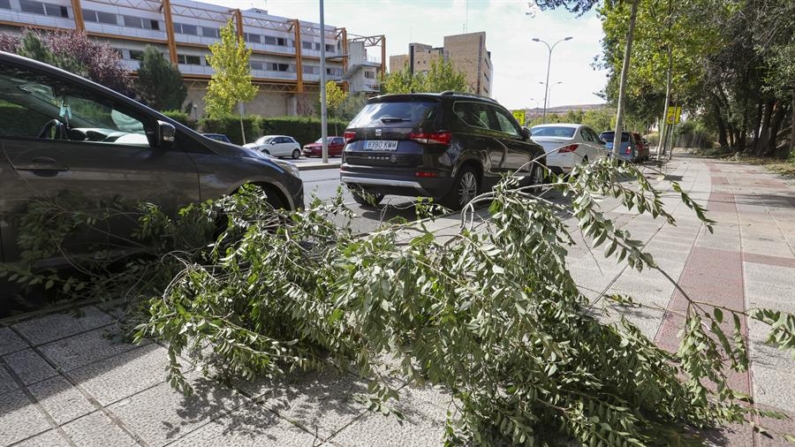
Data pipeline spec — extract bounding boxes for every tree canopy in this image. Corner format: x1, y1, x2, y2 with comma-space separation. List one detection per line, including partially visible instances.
204, 21, 258, 118
135, 46, 188, 112
382, 59, 469, 94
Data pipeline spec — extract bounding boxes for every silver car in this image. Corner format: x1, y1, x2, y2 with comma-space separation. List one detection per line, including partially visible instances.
244, 135, 302, 159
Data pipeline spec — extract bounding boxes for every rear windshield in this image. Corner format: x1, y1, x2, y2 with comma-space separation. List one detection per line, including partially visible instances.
531, 126, 575, 138
347, 100, 440, 128
599, 132, 629, 142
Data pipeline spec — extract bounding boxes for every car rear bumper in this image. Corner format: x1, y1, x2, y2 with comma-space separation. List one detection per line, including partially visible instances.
340, 165, 452, 199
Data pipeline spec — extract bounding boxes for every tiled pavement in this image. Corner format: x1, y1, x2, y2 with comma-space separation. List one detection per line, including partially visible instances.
2, 154, 795, 446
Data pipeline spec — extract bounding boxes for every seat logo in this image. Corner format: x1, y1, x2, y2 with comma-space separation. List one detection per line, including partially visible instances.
375, 129, 382, 137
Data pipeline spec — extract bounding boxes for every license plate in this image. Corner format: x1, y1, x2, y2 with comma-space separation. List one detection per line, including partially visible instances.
364, 140, 399, 151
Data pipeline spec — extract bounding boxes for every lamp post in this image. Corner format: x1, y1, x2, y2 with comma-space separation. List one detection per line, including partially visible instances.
319, 0, 328, 163
532, 36, 572, 123
547, 81, 563, 110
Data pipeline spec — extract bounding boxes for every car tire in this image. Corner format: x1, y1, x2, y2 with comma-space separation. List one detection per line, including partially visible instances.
263, 149, 270, 155
292, 149, 301, 159
526, 163, 546, 194
442, 165, 480, 211
351, 188, 385, 207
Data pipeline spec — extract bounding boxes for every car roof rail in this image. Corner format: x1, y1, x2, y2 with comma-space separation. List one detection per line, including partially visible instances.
440, 91, 499, 103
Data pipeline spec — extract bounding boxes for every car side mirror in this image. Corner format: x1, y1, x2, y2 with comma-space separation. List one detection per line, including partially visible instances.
521, 127, 532, 140
271, 141, 277, 145
155, 121, 175, 148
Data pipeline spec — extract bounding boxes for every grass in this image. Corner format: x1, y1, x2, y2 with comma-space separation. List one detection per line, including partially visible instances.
685, 146, 795, 177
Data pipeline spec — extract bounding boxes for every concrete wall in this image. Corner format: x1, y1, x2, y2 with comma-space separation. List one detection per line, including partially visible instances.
185, 82, 318, 119
443, 32, 492, 96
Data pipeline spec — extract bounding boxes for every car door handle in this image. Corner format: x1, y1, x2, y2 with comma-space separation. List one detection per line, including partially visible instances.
14, 157, 69, 172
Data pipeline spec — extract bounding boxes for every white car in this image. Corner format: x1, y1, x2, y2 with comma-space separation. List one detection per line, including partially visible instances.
530, 124, 608, 175
243, 135, 302, 159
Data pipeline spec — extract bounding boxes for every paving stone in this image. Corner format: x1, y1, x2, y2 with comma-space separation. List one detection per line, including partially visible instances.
28, 376, 95, 425
61, 411, 138, 447
2, 349, 57, 386
68, 344, 170, 406
0, 363, 20, 395
38, 324, 148, 372
245, 369, 369, 440
0, 327, 28, 356
108, 372, 249, 447
329, 395, 446, 447
167, 402, 322, 447
12, 306, 115, 346
0, 389, 51, 445
11, 429, 71, 447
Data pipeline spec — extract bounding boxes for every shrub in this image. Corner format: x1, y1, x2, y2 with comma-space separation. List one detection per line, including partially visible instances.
198, 115, 260, 145
161, 110, 196, 130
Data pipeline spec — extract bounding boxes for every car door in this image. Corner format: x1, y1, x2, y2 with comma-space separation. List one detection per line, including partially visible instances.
272, 137, 287, 157
488, 106, 536, 178
0, 60, 200, 262
578, 126, 600, 161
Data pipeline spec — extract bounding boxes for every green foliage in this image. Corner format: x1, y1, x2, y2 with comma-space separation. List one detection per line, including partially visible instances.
383, 59, 470, 94
135, 46, 188, 112
325, 80, 347, 118
17, 30, 84, 77
161, 110, 196, 129
124, 161, 795, 445
674, 120, 715, 149
582, 108, 616, 133
198, 115, 348, 145
204, 21, 258, 118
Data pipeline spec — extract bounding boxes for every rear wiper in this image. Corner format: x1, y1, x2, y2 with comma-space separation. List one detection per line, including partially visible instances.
380, 116, 409, 123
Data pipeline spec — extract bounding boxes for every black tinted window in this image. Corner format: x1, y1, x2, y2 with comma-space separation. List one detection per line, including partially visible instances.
348, 100, 439, 128
453, 101, 491, 129
599, 132, 629, 142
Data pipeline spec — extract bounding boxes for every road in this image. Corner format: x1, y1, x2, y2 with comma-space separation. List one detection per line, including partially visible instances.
300, 168, 452, 234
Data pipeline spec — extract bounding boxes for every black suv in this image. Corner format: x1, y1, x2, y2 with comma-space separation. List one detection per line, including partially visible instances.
340, 92, 546, 209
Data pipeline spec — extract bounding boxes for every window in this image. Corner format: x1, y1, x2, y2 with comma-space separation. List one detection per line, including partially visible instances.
364, 71, 375, 79
121, 15, 159, 30
128, 50, 144, 61
177, 54, 201, 65
270, 63, 290, 72
264, 36, 276, 45
0, 0, 10, 9
44, 3, 68, 17
276, 37, 286, 46
20, 0, 68, 17
302, 66, 317, 74
244, 33, 261, 43
493, 108, 521, 137
250, 61, 263, 70
453, 102, 491, 129
19, 0, 43, 14
202, 27, 219, 38
83, 9, 117, 24
174, 23, 197, 35
325, 67, 342, 77
149, 20, 159, 30
580, 128, 595, 142
302, 41, 313, 50
0, 62, 149, 145
325, 44, 335, 53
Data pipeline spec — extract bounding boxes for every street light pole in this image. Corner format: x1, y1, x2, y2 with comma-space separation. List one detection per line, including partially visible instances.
319, 0, 328, 163
532, 36, 572, 124
547, 81, 563, 110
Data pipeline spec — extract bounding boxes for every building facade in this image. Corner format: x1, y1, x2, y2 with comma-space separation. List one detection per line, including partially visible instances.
0, 0, 385, 117
389, 32, 492, 97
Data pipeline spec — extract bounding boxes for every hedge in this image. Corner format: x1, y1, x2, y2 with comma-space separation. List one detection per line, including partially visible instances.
161, 110, 197, 130
198, 115, 349, 146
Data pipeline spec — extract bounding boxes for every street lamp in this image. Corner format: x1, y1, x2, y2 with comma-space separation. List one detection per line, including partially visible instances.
532, 36, 572, 123
546, 81, 563, 110
319, 0, 329, 163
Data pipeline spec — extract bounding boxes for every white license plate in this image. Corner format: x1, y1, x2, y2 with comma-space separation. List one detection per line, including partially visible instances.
364, 140, 399, 151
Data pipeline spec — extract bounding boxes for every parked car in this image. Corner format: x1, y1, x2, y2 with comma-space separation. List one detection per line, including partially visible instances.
530, 123, 608, 174
340, 91, 546, 210
598, 131, 638, 162
202, 133, 232, 144
303, 136, 345, 157
0, 51, 303, 264
631, 132, 650, 162
243, 135, 302, 159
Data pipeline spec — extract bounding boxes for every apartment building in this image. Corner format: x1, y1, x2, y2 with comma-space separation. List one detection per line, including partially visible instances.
389, 32, 492, 97
0, 0, 385, 117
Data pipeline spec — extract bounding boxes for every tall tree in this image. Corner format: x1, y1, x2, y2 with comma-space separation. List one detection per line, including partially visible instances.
382, 59, 469, 94
135, 46, 188, 112
382, 62, 422, 94
205, 21, 258, 142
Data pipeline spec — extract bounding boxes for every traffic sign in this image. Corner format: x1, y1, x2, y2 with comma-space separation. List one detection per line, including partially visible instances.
512, 109, 526, 126
665, 106, 682, 124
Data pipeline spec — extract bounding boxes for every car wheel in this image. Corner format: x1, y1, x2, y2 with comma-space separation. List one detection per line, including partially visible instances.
292, 149, 301, 159
351, 188, 384, 207
443, 165, 480, 210
527, 163, 546, 194
263, 149, 270, 155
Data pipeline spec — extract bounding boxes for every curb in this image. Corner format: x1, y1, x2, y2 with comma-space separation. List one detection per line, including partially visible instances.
297, 163, 341, 171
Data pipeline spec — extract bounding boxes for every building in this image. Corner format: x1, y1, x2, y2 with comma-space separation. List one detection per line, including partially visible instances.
0, 0, 385, 117
389, 32, 492, 97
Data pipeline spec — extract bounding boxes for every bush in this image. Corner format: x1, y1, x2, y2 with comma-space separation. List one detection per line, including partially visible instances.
645, 132, 660, 146
198, 115, 260, 145
259, 116, 349, 146
161, 110, 196, 130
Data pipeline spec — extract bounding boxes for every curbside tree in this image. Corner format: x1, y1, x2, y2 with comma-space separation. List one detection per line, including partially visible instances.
135, 45, 188, 112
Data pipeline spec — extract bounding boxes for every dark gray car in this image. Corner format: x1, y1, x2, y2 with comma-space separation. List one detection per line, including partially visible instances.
0, 51, 303, 264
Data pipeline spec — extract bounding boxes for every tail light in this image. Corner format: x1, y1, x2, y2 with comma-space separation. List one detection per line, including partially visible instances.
626, 145, 632, 154
408, 131, 452, 145
343, 131, 356, 143
415, 171, 438, 178
558, 144, 579, 153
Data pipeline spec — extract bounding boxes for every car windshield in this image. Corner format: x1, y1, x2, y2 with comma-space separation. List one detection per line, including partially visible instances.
599, 132, 629, 142
348, 99, 440, 128
257, 136, 274, 144
531, 126, 575, 138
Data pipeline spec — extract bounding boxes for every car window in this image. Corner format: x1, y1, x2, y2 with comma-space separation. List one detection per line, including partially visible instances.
453, 101, 491, 129
532, 126, 576, 138
584, 128, 601, 142
276, 137, 287, 144
491, 107, 521, 137
348, 99, 440, 128
580, 128, 594, 142
0, 63, 150, 146
333, 138, 343, 145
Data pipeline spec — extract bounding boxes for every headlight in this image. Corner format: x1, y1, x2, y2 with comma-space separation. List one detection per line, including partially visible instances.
273, 159, 300, 177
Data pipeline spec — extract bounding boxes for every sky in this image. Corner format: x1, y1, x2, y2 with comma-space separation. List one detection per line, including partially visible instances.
206, 0, 609, 110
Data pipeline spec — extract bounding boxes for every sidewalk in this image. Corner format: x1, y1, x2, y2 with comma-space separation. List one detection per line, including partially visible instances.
2, 155, 795, 446
292, 157, 341, 171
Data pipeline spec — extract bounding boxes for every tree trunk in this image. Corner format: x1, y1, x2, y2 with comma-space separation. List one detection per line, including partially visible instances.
752, 100, 763, 146
756, 99, 773, 156
769, 100, 788, 157
791, 88, 795, 155
612, 0, 640, 158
